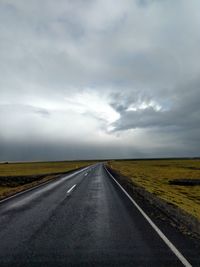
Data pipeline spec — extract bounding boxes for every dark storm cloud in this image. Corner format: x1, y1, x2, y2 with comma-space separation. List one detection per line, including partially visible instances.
0, 140, 146, 161
0, 0, 200, 160
110, 78, 200, 156
112, 80, 200, 131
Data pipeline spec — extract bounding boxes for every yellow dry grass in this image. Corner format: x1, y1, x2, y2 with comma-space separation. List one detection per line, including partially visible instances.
0, 161, 97, 176
0, 160, 97, 200
109, 159, 200, 220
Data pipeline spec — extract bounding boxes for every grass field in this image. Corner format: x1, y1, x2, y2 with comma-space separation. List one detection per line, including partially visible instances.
108, 159, 200, 220
0, 160, 97, 200
0, 161, 97, 176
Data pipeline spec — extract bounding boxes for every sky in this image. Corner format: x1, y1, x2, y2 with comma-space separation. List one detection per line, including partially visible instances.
0, 0, 200, 161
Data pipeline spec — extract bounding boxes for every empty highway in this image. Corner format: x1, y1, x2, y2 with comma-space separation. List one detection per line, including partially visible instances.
0, 163, 199, 266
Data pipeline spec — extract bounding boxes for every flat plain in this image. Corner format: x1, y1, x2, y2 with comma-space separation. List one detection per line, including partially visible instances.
109, 159, 200, 220
0, 161, 97, 200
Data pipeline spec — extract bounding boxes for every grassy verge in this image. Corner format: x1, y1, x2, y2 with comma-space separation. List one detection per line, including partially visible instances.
0, 161, 97, 176
0, 160, 97, 200
108, 159, 200, 221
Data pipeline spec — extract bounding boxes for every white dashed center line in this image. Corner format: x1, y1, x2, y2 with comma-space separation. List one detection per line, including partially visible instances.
67, 184, 77, 194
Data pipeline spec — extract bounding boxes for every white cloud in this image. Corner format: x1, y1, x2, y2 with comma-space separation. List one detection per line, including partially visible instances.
0, 0, 200, 160
64, 90, 120, 124
127, 100, 162, 112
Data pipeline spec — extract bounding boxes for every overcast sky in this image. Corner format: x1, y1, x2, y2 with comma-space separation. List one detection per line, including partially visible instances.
0, 0, 200, 161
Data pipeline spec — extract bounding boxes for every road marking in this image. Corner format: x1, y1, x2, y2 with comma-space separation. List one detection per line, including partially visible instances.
84, 172, 88, 176
0, 166, 91, 204
67, 184, 77, 194
105, 167, 192, 267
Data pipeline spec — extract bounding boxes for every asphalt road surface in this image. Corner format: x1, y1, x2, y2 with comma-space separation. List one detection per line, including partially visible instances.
0, 163, 199, 266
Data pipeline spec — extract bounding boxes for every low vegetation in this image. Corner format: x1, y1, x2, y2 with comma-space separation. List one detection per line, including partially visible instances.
0, 160, 96, 200
108, 159, 200, 220
0, 161, 97, 177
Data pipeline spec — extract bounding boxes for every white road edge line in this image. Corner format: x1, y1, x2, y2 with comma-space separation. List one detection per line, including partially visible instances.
105, 166, 192, 267
67, 184, 77, 194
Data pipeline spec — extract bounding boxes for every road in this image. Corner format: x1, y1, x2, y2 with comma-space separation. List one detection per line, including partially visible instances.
0, 163, 199, 266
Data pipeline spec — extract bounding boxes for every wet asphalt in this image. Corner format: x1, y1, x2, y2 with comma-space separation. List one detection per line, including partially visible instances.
0, 163, 198, 266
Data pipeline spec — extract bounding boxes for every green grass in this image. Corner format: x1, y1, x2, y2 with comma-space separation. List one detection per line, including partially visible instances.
108, 159, 200, 220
